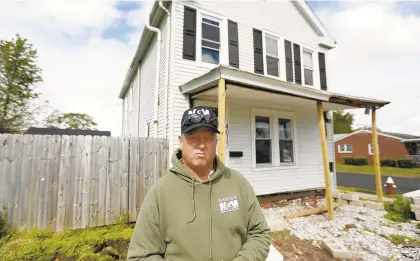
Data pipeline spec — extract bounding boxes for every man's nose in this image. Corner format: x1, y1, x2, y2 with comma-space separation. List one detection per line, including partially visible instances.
196, 138, 206, 149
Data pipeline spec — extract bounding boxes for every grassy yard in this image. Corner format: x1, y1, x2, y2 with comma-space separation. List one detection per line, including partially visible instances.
336, 164, 420, 178
337, 185, 398, 199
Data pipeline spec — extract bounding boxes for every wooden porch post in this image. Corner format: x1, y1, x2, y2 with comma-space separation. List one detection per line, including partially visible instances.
218, 78, 226, 164
316, 101, 334, 220
371, 107, 383, 203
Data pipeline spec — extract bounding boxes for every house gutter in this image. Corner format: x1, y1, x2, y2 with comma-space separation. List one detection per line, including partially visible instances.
401, 138, 420, 143
145, 10, 161, 138
159, 1, 171, 139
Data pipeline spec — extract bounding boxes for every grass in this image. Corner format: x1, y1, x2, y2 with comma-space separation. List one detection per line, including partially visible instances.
337, 186, 398, 199
383, 195, 415, 223
386, 234, 420, 245
0, 220, 134, 261
363, 227, 375, 233
336, 164, 420, 178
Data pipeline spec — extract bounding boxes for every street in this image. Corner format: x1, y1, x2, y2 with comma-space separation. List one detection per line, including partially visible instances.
337, 172, 420, 194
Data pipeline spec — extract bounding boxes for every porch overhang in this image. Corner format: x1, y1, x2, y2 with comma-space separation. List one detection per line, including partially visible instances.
179, 65, 390, 110
401, 139, 420, 143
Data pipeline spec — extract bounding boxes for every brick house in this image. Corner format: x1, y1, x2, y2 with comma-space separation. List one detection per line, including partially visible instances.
334, 130, 420, 165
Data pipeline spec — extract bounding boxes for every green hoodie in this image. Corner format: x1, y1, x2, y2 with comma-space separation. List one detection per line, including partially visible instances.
127, 149, 272, 261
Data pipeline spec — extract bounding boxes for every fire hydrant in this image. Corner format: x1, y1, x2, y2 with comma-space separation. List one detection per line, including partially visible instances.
384, 177, 397, 195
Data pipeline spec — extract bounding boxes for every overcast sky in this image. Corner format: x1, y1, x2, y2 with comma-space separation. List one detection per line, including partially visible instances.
1, 1, 419, 136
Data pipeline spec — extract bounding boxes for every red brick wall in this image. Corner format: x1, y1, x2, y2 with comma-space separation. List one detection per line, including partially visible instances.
335, 132, 409, 164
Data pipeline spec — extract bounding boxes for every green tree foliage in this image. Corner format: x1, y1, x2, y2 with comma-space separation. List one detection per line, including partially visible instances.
45, 110, 98, 130
333, 110, 354, 134
0, 34, 43, 133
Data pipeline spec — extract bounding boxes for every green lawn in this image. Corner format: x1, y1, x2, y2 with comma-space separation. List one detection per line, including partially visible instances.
336, 164, 420, 178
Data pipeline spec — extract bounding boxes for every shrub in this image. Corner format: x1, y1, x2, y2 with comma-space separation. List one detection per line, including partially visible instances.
384, 194, 414, 222
344, 156, 368, 166
381, 159, 396, 167
0, 206, 10, 239
397, 158, 416, 168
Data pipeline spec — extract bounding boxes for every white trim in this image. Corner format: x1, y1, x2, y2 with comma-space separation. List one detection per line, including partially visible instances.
196, 9, 228, 69
334, 129, 405, 143
338, 144, 352, 153
262, 31, 283, 80
301, 47, 314, 88
251, 108, 298, 171
368, 143, 373, 155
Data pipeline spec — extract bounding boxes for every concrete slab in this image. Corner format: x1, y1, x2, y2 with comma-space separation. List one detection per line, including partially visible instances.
364, 201, 384, 210
410, 204, 420, 213
266, 245, 283, 261
342, 193, 359, 201
349, 200, 364, 207
413, 197, 420, 206
415, 212, 420, 221
321, 237, 352, 260
337, 199, 349, 205
267, 219, 286, 232
332, 191, 343, 199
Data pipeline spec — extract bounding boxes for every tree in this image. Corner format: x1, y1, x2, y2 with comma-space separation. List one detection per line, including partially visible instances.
0, 34, 43, 133
333, 110, 354, 134
45, 111, 98, 130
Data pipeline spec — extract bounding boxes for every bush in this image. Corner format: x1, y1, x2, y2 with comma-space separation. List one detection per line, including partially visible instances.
384, 194, 414, 222
344, 156, 368, 166
397, 158, 416, 168
381, 159, 396, 167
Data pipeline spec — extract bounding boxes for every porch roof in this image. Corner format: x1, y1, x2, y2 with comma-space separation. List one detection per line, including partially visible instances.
179, 65, 390, 110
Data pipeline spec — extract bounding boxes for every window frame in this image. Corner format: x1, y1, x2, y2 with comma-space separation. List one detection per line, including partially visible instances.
302, 47, 314, 87
251, 108, 298, 171
338, 144, 352, 153
261, 30, 284, 80
195, 10, 228, 68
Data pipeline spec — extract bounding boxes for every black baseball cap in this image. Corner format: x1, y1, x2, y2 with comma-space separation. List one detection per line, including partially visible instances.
181, 106, 220, 134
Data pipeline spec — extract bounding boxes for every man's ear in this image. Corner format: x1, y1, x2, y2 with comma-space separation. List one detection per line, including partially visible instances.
178, 135, 183, 149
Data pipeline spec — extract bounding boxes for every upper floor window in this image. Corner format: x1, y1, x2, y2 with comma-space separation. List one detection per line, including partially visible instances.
303, 49, 313, 86
265, 35, 279, 77
201, 17, 220, 64
338, 144, 352, 153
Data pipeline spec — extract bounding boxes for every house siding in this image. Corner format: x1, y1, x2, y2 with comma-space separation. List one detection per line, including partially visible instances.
335, 133, 409, 164
158, 16, 169, 138
169, 0, 329, 154
122, 70, 139, 137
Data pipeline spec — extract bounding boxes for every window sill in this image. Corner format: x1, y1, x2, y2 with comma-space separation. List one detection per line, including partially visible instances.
196, 62, 220, 70
252, 164, 299, 172
338, 151, 352, 154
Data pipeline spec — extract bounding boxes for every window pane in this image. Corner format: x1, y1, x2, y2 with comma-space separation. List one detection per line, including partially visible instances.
255, 116, 270, 139
256, 140, 271, 164
278, 119, 292, 139
304, 68, 313, 86
202, 48, 219, 64
202, 17, 219, 26
202, 23, 220, 42
266, 37, 278, 57
202, 40, 219, 50
280, 140, 294, 163
339, 144, 345, 151
303, 51, 313, 68
347, 144, 353, 151
266, 56, 279, 77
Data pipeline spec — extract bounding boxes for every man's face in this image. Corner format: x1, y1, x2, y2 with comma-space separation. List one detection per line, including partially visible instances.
179, 127, 218, 168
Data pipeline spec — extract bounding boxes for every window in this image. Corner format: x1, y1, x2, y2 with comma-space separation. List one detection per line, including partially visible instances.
201, 17, 220, 64
255, 116, 271, 164
303, 49, 313, 86
369, 143, 380, 155
252, 109, 296, 169
338, 144, 352, 153
265, 35, 279, 77
279, 119, 294, 163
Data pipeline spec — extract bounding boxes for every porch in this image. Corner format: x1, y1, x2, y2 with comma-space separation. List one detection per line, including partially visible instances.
179, 65, 390, 220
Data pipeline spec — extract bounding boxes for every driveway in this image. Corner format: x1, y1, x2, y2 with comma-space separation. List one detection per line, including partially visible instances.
337, 172, 420, 194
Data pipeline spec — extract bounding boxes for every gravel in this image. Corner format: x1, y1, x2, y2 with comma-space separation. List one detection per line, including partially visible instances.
263, 198, 420, 261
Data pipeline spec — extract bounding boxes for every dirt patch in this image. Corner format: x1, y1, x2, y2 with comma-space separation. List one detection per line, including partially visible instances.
272, 230, 361, 261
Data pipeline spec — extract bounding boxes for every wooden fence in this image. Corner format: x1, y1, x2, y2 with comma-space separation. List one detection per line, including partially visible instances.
0, 134, 169, 232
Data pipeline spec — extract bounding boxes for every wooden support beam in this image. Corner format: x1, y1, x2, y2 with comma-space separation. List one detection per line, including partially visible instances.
218, 78, 226, 164
316, 101, 334, 220
371, 108, 383, 203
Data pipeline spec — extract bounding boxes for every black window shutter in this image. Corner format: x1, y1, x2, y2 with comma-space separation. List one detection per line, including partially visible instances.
293, 43, 301, 84
183, 6, 196, 61
284, 40, 293, 82
228, 20, 239, 68
253, 29, 264, 74
319, 52, 327, 90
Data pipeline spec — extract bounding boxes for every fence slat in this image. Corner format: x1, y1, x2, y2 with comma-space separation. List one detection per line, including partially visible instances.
73, 135, 85, 229
1, 135, 13, 222
81, 136, 92, 229
97, 136, 109, 227
129, 137, 139, 222
38, 135, 52, 230
17, 135, 34, 230
7, 134, 21, 226
47, 135, 61, 231
137, 138, 145, 215
0, 134, 7, 209
27, 135, 43, 230
89, 136, 101, 227
56, 135, 70, 232
121, 137, 129, 218
65, 135, 77, 229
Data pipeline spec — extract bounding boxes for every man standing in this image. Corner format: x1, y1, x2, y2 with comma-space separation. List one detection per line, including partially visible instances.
127, 106, 272, 261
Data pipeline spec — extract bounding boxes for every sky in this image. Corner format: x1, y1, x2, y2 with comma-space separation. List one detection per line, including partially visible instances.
1, 0, 419, 136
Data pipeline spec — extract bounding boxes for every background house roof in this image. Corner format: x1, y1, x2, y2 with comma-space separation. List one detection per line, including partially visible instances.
334, 129, 420, 142
25, 127, 111, 136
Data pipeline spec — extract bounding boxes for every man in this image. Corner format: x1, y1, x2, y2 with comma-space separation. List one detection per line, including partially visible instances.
127, 106, 272, 261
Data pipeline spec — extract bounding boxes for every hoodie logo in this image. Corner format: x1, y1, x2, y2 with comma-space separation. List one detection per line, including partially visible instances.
218, 196, 239, 214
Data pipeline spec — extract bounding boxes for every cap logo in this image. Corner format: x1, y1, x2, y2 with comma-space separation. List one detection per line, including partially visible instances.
188, 108, 210, 116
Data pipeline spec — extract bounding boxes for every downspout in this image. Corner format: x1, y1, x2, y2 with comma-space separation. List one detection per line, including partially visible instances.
158, 1, 171, 139
145, 9, 161, 138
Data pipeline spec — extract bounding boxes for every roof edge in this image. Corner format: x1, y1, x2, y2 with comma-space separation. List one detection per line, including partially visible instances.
334, 130, 409, 143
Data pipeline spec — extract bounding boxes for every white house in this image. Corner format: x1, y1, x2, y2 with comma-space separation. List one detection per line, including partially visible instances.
118, 0, 389, 196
